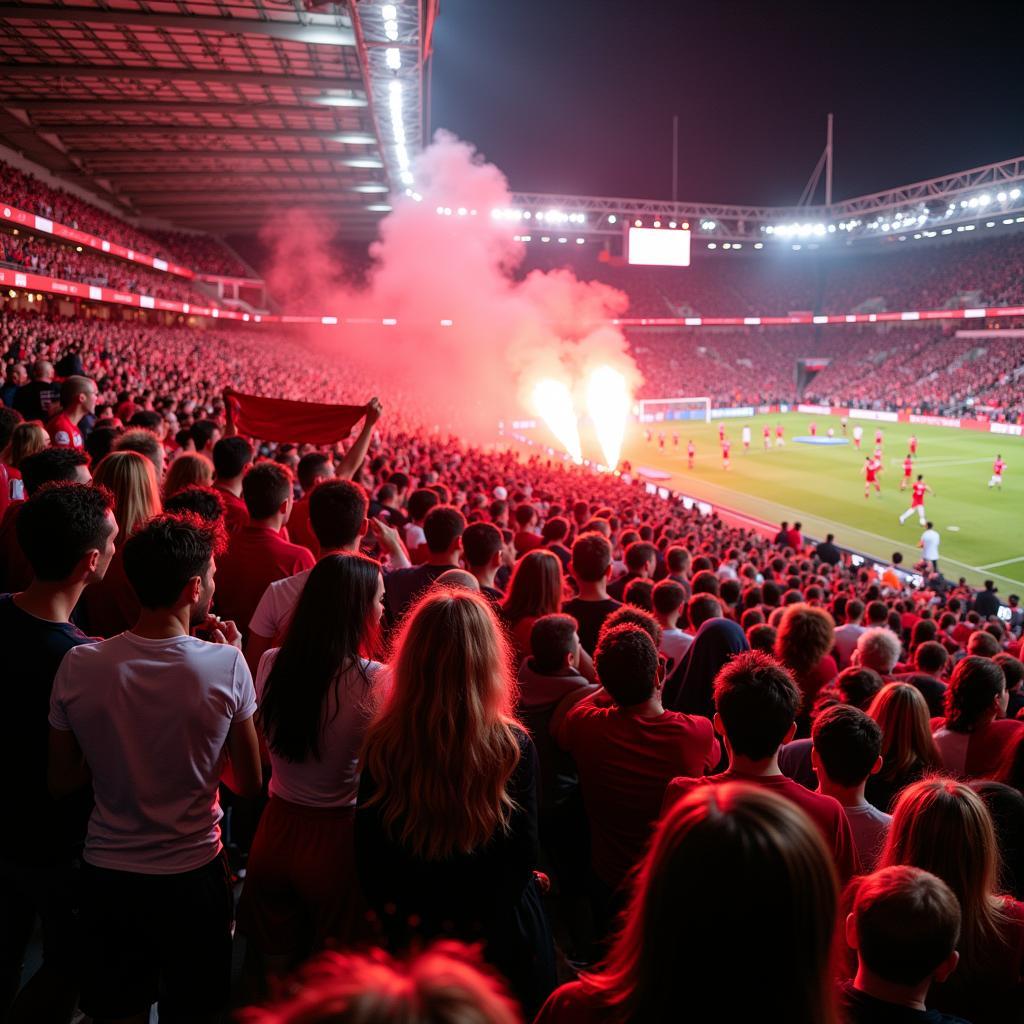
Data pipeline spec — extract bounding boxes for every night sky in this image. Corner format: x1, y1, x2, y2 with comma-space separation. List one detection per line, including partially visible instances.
429, 0, 1024, 206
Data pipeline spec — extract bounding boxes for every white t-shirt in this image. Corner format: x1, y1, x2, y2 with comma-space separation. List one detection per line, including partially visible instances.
659, 628, 693, 674
256, 650, 387, 808
404, 522, 426, 551
49, 631, 256, 874
921, 529, 941, 560
249, 566, 313, 640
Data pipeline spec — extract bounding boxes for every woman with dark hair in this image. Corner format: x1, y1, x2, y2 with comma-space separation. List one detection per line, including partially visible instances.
500, 548, 564, 660
774, 603, 837, 734
356, 589, 555, 1015
933, 655, 1024, 778
536, 783, 840, 1023
879, 778, 1024, 1023
969, 780, 1024, 901
239, 553, 386, 974
663, 617, 749, 718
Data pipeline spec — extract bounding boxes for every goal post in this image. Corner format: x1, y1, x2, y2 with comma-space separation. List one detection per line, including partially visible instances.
636, 396, 712, 424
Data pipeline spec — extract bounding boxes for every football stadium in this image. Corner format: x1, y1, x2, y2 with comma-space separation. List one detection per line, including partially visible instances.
2, 2, 1024, 1022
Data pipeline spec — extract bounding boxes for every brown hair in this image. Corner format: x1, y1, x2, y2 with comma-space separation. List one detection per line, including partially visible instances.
93, 450, 161, 540
867, 683, 942, 785
581, 782, 839, 1023
775, 603, 835, 677
500, 548, 563, 625
163, 451, 214, 498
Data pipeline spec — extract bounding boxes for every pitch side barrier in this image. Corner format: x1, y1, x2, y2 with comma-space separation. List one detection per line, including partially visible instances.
794, 403, 1023, 437
507, 427, 928, 588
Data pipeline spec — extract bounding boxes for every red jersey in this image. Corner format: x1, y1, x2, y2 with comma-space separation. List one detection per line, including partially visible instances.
903, 457, 913, 477
722, 440, 731, 455
776, 425, 784, 437
911, 481, 927, 506
687, 442, 695, 457
909, 436, 918, 452
763, 426, 770, 437
718, 424, 725, 440
865, 460, 880, 482
47, 412, 84, 451
875, 430, 883, 443
994, 458, 1006, 476
810, 422, 817, 434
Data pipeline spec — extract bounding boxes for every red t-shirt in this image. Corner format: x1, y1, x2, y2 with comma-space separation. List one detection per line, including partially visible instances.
903, 458, 913, 476
47, 412, 83, 451
931, 716, 1024, 779
213, 525, 315, 633
555, 691, 720, 889
663, 770, 860, 883
214, 486, 249, 537
911, 481, 927, 506
286, 495, 318, 556
513, 529, 543, 557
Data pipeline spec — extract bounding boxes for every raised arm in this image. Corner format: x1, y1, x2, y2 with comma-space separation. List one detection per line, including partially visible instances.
336, 398, 383, 480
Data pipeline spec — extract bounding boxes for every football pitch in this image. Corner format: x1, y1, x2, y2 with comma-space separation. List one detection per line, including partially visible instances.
615, 412, 1024, 590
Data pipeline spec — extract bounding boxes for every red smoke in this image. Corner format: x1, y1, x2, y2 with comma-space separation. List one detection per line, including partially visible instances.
260, 132, 642, 443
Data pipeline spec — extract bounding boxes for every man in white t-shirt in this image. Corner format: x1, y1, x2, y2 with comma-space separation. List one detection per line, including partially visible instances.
919, 521, 941, 574
246, 479, 409, 672
48, 512, 262, 1022
652, 578, 693, 675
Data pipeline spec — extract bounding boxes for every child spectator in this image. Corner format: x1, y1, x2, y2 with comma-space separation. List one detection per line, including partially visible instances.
811, 704, 891, 869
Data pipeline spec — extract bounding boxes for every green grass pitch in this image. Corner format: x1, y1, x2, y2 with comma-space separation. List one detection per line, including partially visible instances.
611, 412, 1024, 589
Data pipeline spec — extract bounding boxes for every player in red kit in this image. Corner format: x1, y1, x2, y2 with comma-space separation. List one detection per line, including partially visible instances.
989, 455, 1006, 489
810, 421, 817, 437
874, 428, 884, 447
721, 439, 731, 470
900, 454, 914, 490
909, 434, 918, 456
687, 440, 695, 469
899, 475, 933, 525
718, 423, 726, 443
775, 423, 784, 447
763, 425, 771, 450
864, 456, 882, 498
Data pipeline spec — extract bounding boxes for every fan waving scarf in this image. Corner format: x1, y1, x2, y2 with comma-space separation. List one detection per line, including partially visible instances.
224, 388, 367, 445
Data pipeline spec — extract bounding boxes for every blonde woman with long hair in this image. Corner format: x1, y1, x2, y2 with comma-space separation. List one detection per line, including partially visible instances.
84, 450, 161, 636
879, 778, 1024, 1023
866, 682, 943, 812
355, 588, 555, 1015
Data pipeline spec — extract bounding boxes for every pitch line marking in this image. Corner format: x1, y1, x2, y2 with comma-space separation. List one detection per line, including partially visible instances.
977, 556, 1024, 570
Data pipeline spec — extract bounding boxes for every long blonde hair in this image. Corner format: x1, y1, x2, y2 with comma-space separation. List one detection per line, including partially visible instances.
867, 682, 942, 783
361, 589, 521, 860
881, 777, 1012, 985
582, 782, 839, 1023
93, 450, 161, 540
163, 451, 214, 498
1, 420, 48, 467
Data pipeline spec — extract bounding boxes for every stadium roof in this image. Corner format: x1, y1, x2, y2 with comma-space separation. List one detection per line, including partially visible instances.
0, 0, 434, 236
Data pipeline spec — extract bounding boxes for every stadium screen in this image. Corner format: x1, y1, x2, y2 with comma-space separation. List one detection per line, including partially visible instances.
627, 226, 691, 267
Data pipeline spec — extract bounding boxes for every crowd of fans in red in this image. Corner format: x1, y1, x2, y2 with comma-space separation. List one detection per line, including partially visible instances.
0, 230, 218, 306
0, 159, 251, 278
2, 301, 1024, 1023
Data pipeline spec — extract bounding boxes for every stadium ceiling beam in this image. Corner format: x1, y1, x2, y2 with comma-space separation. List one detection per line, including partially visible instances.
97, 170, 376, 183
0, 64, 360, 91
2, 98, 367, 115
0, 6, 355, 46
29, 123, 377, 143
78, 150, 382, 165
133, 194, 382, 206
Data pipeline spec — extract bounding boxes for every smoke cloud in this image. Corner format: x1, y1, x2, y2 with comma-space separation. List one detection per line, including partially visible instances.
260, 131, 642, 447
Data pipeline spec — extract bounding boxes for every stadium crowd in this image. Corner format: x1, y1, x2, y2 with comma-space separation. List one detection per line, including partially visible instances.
0, 160, 251, 277
3, 301, 1024, 1024
0, 231, 219, 306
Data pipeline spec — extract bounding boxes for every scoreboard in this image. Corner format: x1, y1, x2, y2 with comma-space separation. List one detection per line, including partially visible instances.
627, 226, 691, 267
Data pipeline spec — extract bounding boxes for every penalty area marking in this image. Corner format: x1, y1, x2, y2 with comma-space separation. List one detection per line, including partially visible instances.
978, 555, 1024, 570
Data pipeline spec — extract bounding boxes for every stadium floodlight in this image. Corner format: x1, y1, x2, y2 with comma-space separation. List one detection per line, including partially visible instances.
722, 242, 731, 249
634, 219, 642, 227
997, 192, 1008, 202
314, 94, 368, 107
754, 242, 763, 249
979, 194, 991, 205
1012, 188, 1022, 199
333, 133, 376, 144
386, 47, 401, 69
669, 221, 677, 228
653, 220, 661, 228
576, 238, 585, 244
353, 183, 388, 192
942, 228, 952, 234
707, 243, 716, 249
607, 214, 617, 224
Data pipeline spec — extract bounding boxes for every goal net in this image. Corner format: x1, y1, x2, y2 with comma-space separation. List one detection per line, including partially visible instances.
636, 396, 712, 423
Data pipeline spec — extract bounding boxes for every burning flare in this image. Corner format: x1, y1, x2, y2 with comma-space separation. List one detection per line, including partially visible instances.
532, 378, 583, 463
586, 364, 631, 470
